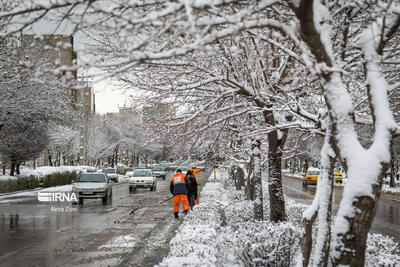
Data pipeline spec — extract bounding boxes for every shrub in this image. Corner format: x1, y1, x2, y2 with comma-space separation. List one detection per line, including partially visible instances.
0, 171, 78, 193
42, 171, 78, 188
366, 233, 400, 267
0, 176, 40, 193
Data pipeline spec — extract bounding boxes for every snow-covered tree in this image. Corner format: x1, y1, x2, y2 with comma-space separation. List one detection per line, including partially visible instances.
1, 1, 400, 265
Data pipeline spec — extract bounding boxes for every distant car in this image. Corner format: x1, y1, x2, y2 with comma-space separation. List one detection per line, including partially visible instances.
72, 173, 112, 205
302, 168, 320, 187
116, 164, 127, 175
167, 162, 177, 171
102, 168, 119, 183
334, 172, 343, 184
86, 166, 97, 172
153, 166, 167, 180
129, 169, 157, 192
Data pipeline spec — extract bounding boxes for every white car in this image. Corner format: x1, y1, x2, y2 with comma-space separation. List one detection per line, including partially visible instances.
152, 166, 167, 180
72, 173, 112, 205
102, 168, 119, 182
129, 169, 157, 192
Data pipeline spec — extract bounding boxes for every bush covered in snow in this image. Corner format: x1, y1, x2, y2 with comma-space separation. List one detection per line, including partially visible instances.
366, 233, 400, 266
0, 175, 40, 193
0, 166, 87, 193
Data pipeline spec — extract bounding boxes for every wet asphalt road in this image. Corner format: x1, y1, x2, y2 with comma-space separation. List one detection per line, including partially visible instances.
281, 175, 400, 243
0, 171, 210, 267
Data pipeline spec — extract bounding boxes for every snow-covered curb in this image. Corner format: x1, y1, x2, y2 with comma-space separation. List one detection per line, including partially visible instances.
0, 184, 73, 203
158, 169, 400, 266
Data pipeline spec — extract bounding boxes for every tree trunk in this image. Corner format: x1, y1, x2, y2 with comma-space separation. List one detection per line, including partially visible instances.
10, 161, 16, 176
246, 157, 254, 200
3, 163, 6, 175
304, 159, 309, 174
267, 130, 286, 222
236, 166, 245, 190
313, 148, 335, 266
48, 154, 53, 166
390, 145, 396, 187
301, 210, 317, 267
252, 139, 263, 220
332, 171, 386, 266
16, 163, 20, 175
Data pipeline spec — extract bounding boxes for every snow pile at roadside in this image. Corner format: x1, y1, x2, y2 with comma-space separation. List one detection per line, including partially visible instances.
382, 184, 400, 196
159, 169, 400, 266
19, 166, 90, 178
158, 170, 302, 266
158, 178, 230, 266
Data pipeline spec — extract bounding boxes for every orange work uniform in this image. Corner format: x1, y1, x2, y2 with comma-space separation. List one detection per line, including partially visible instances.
170, 172, 189, 212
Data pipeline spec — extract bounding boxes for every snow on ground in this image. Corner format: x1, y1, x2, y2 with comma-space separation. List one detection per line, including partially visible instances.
159, 169, 400, 266
382, 184, 400, 196
100, 234, 137, 249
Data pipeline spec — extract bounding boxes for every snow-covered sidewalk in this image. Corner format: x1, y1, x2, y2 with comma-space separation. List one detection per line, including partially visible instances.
158, 169, 400, 266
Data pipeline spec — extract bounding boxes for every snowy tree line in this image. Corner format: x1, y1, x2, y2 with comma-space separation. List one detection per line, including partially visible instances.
1, 0, 400, 266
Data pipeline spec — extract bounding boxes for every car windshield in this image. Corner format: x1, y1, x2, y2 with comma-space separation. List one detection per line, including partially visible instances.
133, 170, 152, 177
153, 167, 164, 171
77, 174, 106, 183
308, 171, 320, 175
103, 169, 115, 174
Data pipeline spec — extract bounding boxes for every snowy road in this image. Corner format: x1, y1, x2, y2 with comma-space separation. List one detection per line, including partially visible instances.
0, 171, 210, 266
281, 175, 400, 243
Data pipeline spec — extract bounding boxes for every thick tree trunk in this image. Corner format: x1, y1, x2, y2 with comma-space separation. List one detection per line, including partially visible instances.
267, 131, 286, 222
252, 139, 263, 220
332, 170, 386, 266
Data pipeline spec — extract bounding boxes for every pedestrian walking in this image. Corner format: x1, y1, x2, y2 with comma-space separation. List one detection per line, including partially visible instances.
186, 170, 198, 210
170, 169, 189, 219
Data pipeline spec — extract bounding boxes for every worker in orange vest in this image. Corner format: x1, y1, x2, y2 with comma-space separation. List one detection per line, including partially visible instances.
170, 169, 189, 219
188, 164, 202, 184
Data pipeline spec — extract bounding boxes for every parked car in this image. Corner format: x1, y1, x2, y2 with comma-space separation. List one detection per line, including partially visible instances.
72, 173, 112, 205
102, 168, 119, 182
129, 169, 157, 192
153, 166, 167, 180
